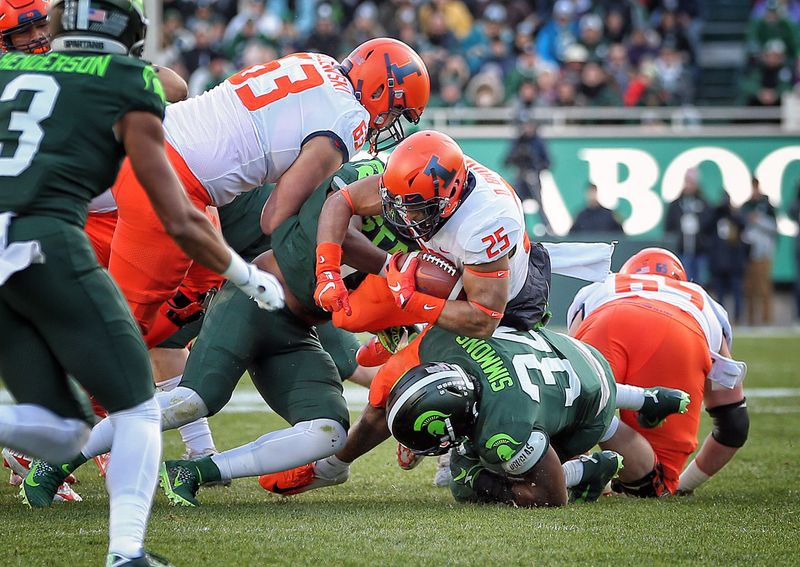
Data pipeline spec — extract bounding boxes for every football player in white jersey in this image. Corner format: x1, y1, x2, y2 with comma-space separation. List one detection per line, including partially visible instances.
566, 248, 749, 496
259, 130, 556, 494
106, 38, 430, 347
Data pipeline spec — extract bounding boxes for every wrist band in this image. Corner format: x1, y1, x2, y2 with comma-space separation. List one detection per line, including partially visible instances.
470, 301, 503, 319
465, 267, 510, 278
222, 249, 250, 286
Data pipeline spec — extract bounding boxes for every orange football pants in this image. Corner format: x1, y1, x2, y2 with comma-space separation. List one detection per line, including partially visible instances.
108, 142, 215, 340
333, 274, 425, 333
575, 297, 711, 493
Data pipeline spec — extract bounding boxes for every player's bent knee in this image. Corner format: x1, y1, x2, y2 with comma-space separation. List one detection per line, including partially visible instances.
303, 418, 348, 457
157, 387, 209, 430
707, 398, 749, 448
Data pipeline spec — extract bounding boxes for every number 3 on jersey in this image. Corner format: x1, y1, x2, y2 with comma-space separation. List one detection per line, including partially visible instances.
228, 55, 324, 111
0, 75, 59, 176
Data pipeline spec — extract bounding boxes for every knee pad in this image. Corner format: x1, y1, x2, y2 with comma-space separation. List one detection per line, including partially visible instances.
612, 461, 670, 498
303, 419, 348, 456
157, 387, 209, 430
707, 398, 749, 448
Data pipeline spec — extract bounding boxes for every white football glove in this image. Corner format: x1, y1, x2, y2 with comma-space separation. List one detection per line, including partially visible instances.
237, 264, 285, 311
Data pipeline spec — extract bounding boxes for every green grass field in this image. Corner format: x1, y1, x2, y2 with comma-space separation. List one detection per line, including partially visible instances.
2, 335, 799, 566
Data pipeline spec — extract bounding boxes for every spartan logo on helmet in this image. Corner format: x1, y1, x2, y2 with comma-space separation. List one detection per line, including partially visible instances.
413, 410, 451, 437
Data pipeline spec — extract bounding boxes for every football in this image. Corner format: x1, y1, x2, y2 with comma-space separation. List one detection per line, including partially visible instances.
395, 251, 465, 300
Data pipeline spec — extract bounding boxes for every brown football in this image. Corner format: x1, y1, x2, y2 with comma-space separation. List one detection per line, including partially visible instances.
394, 252, 465, 300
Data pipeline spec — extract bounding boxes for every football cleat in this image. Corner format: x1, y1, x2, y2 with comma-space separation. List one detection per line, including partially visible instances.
94, 452, 110, 478
433, 452, 451, 487
19, 460, 70, 508
397, 443, 424, 470
637, 387, 691, 428
181, 447, 230, 488
159, 460, 201, 507
258, 461, 349, 496
54, 482, 82, 503
106, 551, 175, 567
9, 471, 23, 486
356, 336, 392, 367
569, 450, 624, 504
3, 448, 77, 484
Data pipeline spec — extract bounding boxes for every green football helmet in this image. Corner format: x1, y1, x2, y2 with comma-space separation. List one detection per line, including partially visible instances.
386, 362, 478, 456
49, 0, 147, 57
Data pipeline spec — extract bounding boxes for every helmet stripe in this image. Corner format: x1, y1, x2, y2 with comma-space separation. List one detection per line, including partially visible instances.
386, 370, 464, 435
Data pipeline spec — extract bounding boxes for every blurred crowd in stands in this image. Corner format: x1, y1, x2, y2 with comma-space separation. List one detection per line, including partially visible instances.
157, 0, 709, 107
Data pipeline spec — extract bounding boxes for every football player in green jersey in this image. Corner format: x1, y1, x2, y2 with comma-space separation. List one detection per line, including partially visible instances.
383, 326, 625, 506
25, 158, 406, 507
0, 0, 282, 564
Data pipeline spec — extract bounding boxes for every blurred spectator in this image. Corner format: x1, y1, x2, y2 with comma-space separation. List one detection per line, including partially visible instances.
511, 80, 539, 123
603, 9, 629, 44
536, 69, 560, 106
654, 43, 692, 104
462, 3, 513, 74
506, 46, 555, 99
561, 43, 589, 85
343, 2, 385, 52
181, 24, 222, 75
741, 178, 778, 325
418, 0, 474, 40
536, 0, 579, 65
555, 80, 578, 106
224, 17, 272, 66
746, 0, 798, 64
266, 0, 317, 38
504, 120, 551, 226
605, 43, 632, 92
430, 55, 470, 107
752, 0, 800, 23
188, 53, 234, 96
655, 9, 695, 63
665, 167, 709, 283
788, 182, 800, 319
569, 183, 624, 234
740, 39, 795, 106
465, 72, 505, 107
703, 192, 747, 323
576, 62, 622, 106
577, 13, 608, 62
304, 4, 342, 57
627, 28, 659, 67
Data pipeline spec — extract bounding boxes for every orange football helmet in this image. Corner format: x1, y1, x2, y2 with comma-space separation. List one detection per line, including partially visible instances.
0, 0, 50, 53
619, 247, 688, 281
380, 131, 468, 240
340, 37, 430, 153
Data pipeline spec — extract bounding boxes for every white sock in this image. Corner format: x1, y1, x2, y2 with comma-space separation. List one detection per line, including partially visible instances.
678, 459, 711, 492
0, 404, 90, 463
314, 454, 351, 479
178, 418, 216, 456
615, 384, 646, 410
156, 375, 217, 456
106, 397, 161, 559
562, 458, 584, 488
159, 386, 209, 430
81, 415, 115, 459
211, 419, 346, 480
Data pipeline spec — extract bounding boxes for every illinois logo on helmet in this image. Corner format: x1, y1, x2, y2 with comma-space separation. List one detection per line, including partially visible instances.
380, 130, 468, 240
620, 247, 688, 281
0, 0, 50, 53
340, 37, 430, 153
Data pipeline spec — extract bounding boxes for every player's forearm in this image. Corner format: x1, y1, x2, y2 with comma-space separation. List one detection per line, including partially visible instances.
317, 194, 355, 249
435, 301, 500, 338
165, 207, 233, 274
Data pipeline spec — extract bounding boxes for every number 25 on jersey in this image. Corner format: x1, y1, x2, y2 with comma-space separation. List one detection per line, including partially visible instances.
228, 54, 324, 111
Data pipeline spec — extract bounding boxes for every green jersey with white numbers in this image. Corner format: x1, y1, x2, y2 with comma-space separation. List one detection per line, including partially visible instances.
0, 51, 165, 226
417, 326, 617, 476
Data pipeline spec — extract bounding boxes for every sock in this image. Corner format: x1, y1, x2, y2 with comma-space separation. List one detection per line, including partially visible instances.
156, 374, 218, 457
315, 454, 351, 479
0, 404, 90, 463
211, 419, 346, 480
562, 458, 584, 488
106, 397, 161, 559
81, 416, 115, 459
615, 384, 646, 410
678, 459, 711, 492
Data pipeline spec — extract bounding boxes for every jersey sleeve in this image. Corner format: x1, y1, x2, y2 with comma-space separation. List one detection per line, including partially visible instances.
566, 281, 603, 328
329, 107, 370, 163
478, 423, 550, 477
461, 215, 522, 266
109, 57, 166, 122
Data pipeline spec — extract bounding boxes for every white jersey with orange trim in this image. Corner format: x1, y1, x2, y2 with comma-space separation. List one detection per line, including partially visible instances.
421, 157, 529, 301
163, 53, 370, 207
567, 273, 728, 352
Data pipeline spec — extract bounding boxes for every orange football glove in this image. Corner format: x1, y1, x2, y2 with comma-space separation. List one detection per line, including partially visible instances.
314, 242, 351, 315
386, 252, 445, 324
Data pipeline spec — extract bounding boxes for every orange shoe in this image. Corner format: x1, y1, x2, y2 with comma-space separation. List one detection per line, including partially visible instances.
258, 461, 349, 495
396, 443, 424, 470
94, 453, 110, 478
356, 336, 392, 367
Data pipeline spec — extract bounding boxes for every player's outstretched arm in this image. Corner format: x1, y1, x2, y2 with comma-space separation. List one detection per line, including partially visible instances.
118, 111, 284, 310
512, 446, 569, 507
260, 136, 345, 235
